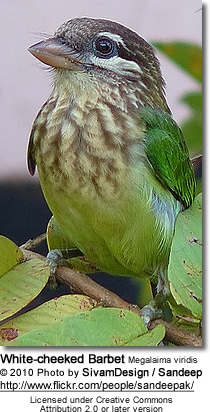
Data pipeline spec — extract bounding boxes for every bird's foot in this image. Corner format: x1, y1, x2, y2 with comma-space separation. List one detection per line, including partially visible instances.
140, 300, 162, 326
46, 248, 83, 289
46, 249, 69, 289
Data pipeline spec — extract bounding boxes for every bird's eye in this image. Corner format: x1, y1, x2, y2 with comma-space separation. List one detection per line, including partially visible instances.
94, 37, 115, 57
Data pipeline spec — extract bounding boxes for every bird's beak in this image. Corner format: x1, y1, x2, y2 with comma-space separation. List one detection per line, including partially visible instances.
28, 37, 83, 70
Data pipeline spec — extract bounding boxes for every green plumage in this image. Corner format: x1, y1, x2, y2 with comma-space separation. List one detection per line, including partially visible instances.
141, 107, 195, 209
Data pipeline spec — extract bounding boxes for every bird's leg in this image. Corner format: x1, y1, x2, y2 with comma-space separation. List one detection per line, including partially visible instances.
46, 248, 84, 288
156, 269, 170, 297
140, 269, 170, 325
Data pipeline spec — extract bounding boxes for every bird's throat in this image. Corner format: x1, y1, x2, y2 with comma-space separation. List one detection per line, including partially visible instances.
34, 71, 144, 200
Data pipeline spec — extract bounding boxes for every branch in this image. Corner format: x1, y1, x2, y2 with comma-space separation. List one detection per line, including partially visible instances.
150, 319, 202, 346
21, 248, 137, 312
21, 233, 46, 250
21, 247, 202, 346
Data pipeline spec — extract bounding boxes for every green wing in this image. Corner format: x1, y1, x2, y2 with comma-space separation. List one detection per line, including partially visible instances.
140, 107, 196, 209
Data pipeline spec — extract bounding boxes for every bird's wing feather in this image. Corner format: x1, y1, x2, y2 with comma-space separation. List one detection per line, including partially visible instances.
27, 129, 36, 176
140, 107, 196, 209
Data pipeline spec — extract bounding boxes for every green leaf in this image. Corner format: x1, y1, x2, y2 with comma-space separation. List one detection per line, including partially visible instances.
168, 194, 202, 319
153, 42, 202, 83
0, 236, 24, 277
124, 324, 165, 346
180, 92, 202, 156
47, 216, 76, 250
0, 294, 95, 345
8, 307, 165, 346
0, 259, 50, 322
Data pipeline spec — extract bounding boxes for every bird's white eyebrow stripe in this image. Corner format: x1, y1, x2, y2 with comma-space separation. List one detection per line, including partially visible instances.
97, 32, 128, 49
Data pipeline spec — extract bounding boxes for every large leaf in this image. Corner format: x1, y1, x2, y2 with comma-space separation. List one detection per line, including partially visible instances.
47, 216, 76, 250
0, 259, 50, 322
0, 235, 23, 277
8, 307, 165, 346
153, 41, 202, 83
124, 324, 165, 346
0, 294, 95, 345
168, 194, 202, 319
180, 92, 202, 156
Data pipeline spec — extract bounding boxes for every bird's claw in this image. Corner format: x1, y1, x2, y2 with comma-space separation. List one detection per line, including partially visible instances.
140, 300, 162, 326
46, 249, 70, 289
47, 249, 69, 274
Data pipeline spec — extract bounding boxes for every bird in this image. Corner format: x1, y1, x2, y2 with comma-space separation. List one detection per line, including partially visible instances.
27, 17, 195, 310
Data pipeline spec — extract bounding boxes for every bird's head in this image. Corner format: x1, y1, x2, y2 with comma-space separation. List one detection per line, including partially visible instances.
29, 17, 170, 112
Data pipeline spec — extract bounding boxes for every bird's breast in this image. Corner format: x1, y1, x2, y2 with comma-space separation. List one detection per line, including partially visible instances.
33, 87, 144, 202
